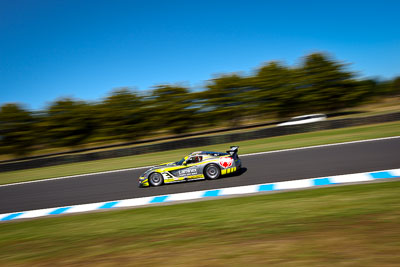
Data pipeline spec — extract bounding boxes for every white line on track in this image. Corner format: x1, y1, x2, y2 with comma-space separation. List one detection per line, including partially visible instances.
1, 135, 399, 188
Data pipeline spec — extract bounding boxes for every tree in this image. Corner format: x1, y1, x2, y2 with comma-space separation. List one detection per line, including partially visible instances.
147, 85, 195, 134
296, 53, 370, 113
97, 88, 146, 141
43, 98, 95, 147
0, 103, 36, 156
392, 77, 400, 95
387, 76, 400, 96
198, 74, 249, 125
248, 62, 299, 117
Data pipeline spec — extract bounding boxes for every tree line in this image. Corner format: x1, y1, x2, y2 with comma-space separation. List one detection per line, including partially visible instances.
1, 53, 399, 157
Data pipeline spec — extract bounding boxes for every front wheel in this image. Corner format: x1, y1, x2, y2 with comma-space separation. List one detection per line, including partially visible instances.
149, 172, 164, 186
204, 164, 221, 180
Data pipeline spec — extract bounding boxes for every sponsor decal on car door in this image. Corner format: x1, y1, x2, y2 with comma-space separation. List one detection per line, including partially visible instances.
178, 167, 198, 177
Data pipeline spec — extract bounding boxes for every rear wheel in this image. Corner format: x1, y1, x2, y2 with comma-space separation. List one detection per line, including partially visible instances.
149, 172, 164, 186
204, 164, 220, 180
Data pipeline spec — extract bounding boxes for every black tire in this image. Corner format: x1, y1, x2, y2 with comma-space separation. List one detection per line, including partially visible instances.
149, 172, 164, 186
204, 164, 221, 180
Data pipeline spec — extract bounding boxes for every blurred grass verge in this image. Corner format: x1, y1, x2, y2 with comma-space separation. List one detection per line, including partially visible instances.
0, 121, 399, 185
1, 180, 399, 266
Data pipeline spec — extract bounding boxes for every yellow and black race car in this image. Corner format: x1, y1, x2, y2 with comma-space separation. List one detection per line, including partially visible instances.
138, 146, 241, 187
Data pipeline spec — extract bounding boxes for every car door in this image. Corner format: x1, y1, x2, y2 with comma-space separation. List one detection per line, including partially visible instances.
179, 156, 203, 178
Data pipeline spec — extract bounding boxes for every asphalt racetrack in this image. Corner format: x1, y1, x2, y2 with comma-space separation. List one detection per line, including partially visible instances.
1, 137, 399, 214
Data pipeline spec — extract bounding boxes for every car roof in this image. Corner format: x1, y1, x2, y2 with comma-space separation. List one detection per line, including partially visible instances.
190, 151, 228, 156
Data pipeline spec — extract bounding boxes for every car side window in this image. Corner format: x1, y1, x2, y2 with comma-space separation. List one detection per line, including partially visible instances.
187, 156, 202, 164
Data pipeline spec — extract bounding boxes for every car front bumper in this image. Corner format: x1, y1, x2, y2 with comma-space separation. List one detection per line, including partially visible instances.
138, 177, 150, 187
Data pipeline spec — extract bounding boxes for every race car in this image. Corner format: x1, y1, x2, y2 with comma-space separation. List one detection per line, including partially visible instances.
138, 146, 241, 187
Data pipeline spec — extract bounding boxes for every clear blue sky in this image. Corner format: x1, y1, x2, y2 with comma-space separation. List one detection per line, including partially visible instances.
1, 0, 399, 110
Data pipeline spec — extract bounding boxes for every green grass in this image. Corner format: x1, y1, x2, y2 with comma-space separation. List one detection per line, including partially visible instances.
1, 121, 399, 185
1, 180, 400, 266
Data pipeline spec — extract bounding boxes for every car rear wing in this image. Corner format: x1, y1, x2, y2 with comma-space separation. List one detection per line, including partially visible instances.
227, 146, 239, 157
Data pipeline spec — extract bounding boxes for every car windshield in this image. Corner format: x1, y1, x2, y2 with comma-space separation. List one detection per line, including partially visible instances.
175, 157, 186, 165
